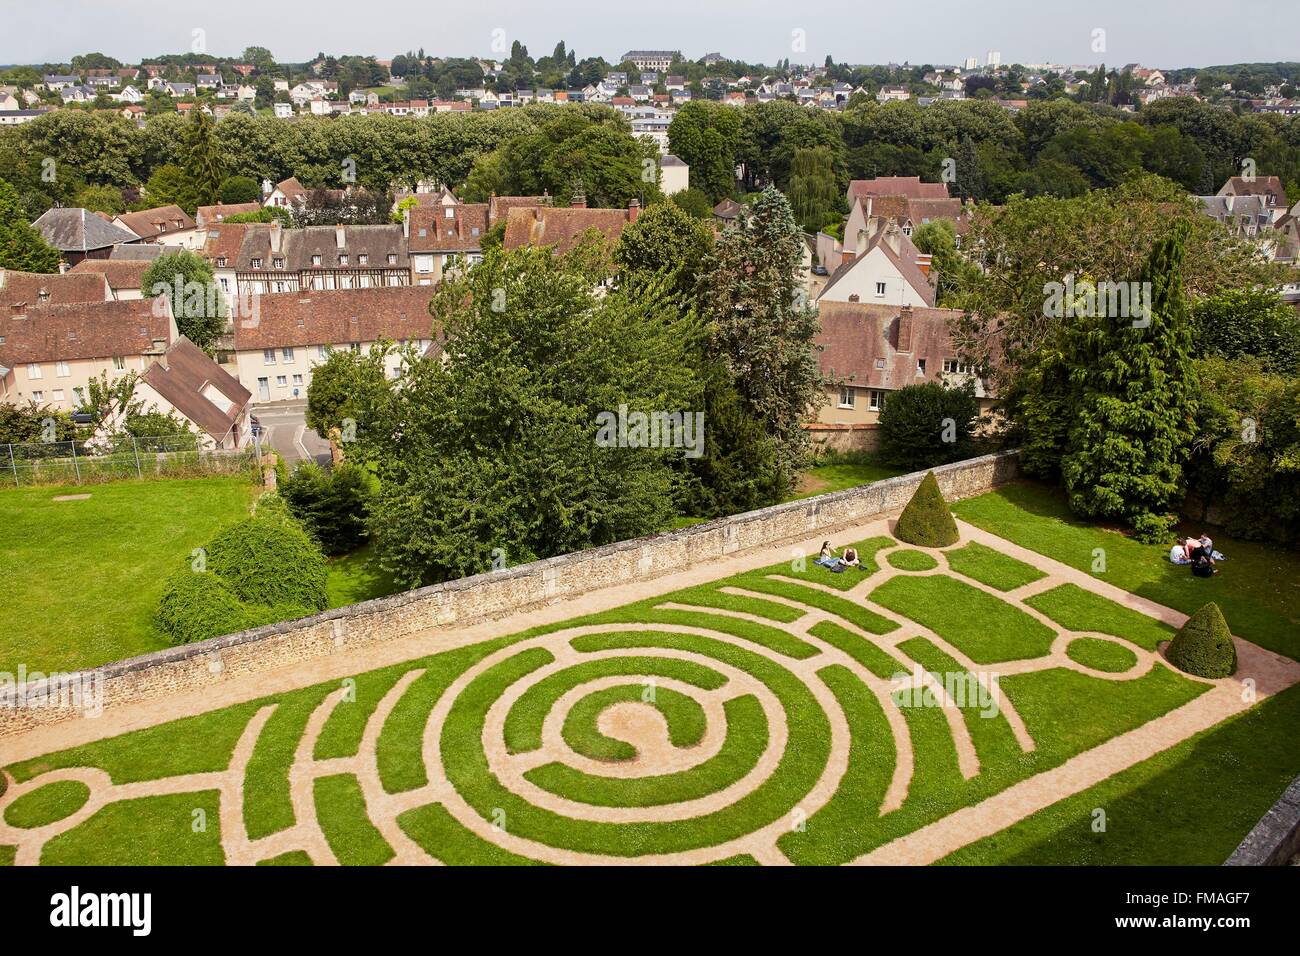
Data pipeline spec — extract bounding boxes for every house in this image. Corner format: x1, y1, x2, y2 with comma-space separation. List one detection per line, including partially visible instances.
194, 202, 262, 229
847, 176, 950, 206
0, 109, 48, 126
877, 86, 911, 103
816, 221, 936, 309
66, 259, 154, 300
203, 222, 412, 302
112, 205, 199, 247
196, 74, 222, 90
43, 74, 79, 91
712, 198, 745, 226
811, 301, 993, 448
502, 199, 640, 254
263, 176, 308, 209
229, 285, 436, 400
0, 91, 22, 111
135, 337, 253, 448
166, 82, 196, 97
621, 51, 680, 72
1217, 175, 1289, 218
818, 192, 971, 272
0, 269, 111, 307
0, 297, 176, 411
405, 203, 489, 284
113, 85, 143, 103
60, 85, 95, 104
659, 154, 689, 196
273, 102, 294, 119
30, 208, 140, 265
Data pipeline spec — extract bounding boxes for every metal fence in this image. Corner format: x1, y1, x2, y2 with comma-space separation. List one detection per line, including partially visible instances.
1, 433, 262, 488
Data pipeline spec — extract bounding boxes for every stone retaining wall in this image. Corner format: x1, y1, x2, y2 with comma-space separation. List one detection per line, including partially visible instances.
0, 450, 1021, 738
1225, 773, 1300, 866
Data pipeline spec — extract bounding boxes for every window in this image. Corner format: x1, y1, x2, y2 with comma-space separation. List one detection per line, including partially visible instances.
292, 374, 303, 386
868, 390, 885, 411
31, 390, 43, 401
219, 277, 230, 291
311, 255, 322, 266
386, 253, 397, 265
112, 356, 125, 371
73, 387, 84, 403
916, 358, 927, 376
52, 389, 64, 402
276, 375, 287, 387
837, 386, 855, 408
358, 254, 368, 265
216, 257, 227, 267
943, 358, 971, 374
338, 254, 349, 266
263, 348, 276, 364
273, 257, 284, 269
445, 207, 455, 219
56, 360, 69, 377
875, 358, 885, 369
26, 363, 42, 380
317, 345, 328, 361
874, 281, 887, 297
282, 346, 294, 362
251, 257, 262, 268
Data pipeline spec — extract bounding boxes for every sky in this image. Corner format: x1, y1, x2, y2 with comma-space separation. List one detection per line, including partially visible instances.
2, 0, 1295, 70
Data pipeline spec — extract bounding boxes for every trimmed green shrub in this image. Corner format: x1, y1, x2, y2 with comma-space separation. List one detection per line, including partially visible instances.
1166, 602, 1237, 678
279, 462, 373, 555
155, 569, 252, 645
205, 517, 329, 612
878, 381, 978, 471
894, 472, 959, 547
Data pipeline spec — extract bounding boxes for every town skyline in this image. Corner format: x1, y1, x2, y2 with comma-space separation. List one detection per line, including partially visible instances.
3, 0, 1297, 70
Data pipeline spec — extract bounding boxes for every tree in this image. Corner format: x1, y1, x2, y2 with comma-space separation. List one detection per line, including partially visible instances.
73, 184, 126, 215
1167, 603, 1236, 678
877, 381, 979, 470
360, 246, 699, 587
786, 146, 842, 232
894, 472, 960, 547
910, 219, 979, 307
279, 462, 373, 555
304, 343, 395, 441
184, 108, 225, 209
0, 178, 60, 272
1192, 288, 1300, 376
141, 250, 227, 351
1022, 229, 1199, 541
219, 175, 261, 204
615, 200, 714, 301
699, 186, 824, 490
668, 101, 741, 201
141, 164, 198, 214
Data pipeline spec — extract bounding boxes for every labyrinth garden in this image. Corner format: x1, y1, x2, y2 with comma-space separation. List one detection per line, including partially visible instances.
2, 488, 1296, 867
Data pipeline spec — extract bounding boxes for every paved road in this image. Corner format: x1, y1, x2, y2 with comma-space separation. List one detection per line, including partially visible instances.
252, 401, 331, 467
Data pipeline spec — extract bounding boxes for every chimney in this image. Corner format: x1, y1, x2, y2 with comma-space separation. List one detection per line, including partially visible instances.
571, 193, 587, 209
335, 224, 346, 249
916, 253, 932, 277
897, 305, 914, 353
883, 224, 902, 256
628, 198, 640, 222
261, 178, 273, 198
269, 221, 283, 253
855, 228, 870, 255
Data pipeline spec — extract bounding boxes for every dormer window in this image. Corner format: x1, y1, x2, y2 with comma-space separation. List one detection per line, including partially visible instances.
251, 257, 263, 268
273, 257, 284, 269
216, 257, 227, 267
312, 255, 322, 266
339, 254, 349, 266
358, 254, 368, 265
387, 253, 397, 265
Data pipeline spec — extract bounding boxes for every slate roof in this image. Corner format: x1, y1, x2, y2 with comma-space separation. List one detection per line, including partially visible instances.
142, 337, 250, 441
30, 208, 139, 253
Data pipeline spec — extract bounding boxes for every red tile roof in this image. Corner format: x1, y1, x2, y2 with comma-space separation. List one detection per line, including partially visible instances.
232, 286, 434, 351
142, 337, 250, 441
0, 298, 173, 366
115, 205, 196, 241
815, 302, 964, 388
66, 259, 153, 293
848, 176, 950, 203
195, 202, 262, 228
0, 270, 110, 306
407, 203, 489, 252
503, 206, 631, 254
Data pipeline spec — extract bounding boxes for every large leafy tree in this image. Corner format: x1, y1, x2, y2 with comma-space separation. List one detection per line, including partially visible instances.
786, 146, 842, 233
0, 177, 59, 272
141, 250, 226, 351
359, 246, 700, 586
1021, 229, 1199, 540
615, 199, 714, 301
1192, 288, 1300, 376
699, 186, 824, 490
667, 101, 741, 201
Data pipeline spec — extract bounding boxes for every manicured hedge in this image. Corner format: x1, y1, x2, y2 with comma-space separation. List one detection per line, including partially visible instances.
1167, 602, 1237, 678
894, 472, 959, 547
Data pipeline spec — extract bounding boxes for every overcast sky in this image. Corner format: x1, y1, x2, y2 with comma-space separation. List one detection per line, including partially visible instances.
3, 0, 1294, 69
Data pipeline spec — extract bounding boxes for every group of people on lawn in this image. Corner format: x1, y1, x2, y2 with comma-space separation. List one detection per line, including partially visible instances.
1169, 533, 1224, 578
816, 541, 861, 573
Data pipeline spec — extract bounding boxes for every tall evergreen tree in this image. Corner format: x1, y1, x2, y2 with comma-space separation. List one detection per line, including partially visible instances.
0, 178, 60, 273
1047, 228, 1199, 539
184, 109, 225, 209
700, 186, 824, 492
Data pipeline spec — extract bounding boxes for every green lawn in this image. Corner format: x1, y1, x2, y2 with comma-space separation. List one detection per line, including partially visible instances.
0, 478, 403, 675
5, 478, 1296, 866
787, 456, 903, 500
0, 478, 257, 673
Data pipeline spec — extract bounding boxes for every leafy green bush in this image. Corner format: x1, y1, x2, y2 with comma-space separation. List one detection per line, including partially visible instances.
894, 471, 959, 547
1167, 602, 1237, 678
154, 569, 252, 645
204, 517, 329, 611
279, 462, 373, 555
878, 381, 978, 471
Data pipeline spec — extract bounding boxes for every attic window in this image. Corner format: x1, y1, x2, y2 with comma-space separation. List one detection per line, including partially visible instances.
251, 257, 263, 268
273, 257, 284, 269
387, 253, 397, 264
216, 257, 227, 267
358, 254, 368, 265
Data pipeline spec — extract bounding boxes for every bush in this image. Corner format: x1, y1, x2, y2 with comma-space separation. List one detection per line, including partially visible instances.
878, 381, 978, 471
279, 462, 373, 555
1166, 602, 1237, 678
894, 471, 959, 547
154, 569, 251, 645
204, 517, 329, 611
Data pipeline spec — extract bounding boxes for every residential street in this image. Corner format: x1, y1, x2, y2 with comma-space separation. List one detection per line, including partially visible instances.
252, 400, 331, 466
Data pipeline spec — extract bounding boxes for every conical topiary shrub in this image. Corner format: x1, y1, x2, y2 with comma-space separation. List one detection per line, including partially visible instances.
894, 471, 959, 548
1166, 602, 1237, 678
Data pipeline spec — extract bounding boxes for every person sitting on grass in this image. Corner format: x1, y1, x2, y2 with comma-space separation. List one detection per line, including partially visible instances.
841, 546, 861, 569
1169, 539, 1191, 565
1198, 533, 1226, 562
1189, 539, 1219, 578
815, 541, 839, 568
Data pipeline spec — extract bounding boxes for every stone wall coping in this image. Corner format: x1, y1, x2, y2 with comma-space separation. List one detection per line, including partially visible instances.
1224, 772, 1300, 866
